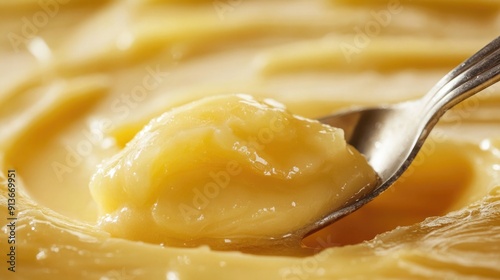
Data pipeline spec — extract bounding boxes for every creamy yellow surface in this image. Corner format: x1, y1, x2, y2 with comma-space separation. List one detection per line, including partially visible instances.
1, 0, 500, 279
90, 94, 377, 248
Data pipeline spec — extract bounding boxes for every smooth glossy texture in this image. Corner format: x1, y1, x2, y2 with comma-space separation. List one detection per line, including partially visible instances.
302, 36, 500, 236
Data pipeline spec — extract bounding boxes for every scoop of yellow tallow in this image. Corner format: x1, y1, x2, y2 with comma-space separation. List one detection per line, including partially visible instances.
89, 94, 377, 248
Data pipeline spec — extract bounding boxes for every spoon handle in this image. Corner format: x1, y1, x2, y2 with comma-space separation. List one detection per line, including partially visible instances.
421, 36, 500, 122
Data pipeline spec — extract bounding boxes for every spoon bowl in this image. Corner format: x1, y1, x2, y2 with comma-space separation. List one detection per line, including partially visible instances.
302, 35, 500, 237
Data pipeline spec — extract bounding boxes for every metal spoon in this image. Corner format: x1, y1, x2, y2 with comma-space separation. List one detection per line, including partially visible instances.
303, 35, 500, 236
